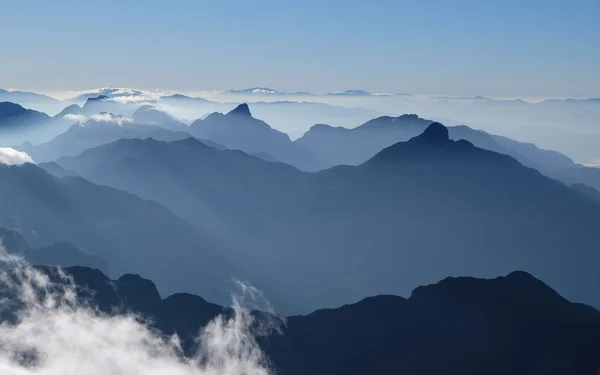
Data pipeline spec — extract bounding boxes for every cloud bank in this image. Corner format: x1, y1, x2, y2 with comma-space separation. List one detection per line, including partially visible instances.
0, 244, 277, 375
0, 148, 34, 166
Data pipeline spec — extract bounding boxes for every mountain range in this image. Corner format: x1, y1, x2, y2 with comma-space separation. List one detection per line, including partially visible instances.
189, 103, 322, 170
51, 123, 600, 311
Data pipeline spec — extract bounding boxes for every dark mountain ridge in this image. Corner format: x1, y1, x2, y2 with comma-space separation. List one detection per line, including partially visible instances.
3, 265, 599, 375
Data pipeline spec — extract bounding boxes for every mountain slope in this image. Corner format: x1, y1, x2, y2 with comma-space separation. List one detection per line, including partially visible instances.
292, 123, 600, 308
54, 137, 308, 303
132, 105, 189, 132
53, 123, 600, 312
0, 102, 51, 130
0, 162, 245, 304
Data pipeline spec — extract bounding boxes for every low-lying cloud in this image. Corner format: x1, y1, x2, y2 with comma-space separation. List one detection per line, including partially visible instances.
0, 244, 278, 375
63, 114, 87, 123
0, 148, 34, 166
90, 113, 134, 126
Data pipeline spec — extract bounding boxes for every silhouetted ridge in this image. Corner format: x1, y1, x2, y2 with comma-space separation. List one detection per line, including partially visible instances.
55, 104, 82, 117
0, 102, 27, 116
18, 266, 600, 374
227, 103, 251, 117
136, 104, 155, 112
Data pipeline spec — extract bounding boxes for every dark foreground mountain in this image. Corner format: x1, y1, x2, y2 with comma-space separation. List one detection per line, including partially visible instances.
189, 103, 322, 170
6, 265, 600, 375
0, 162, 244, 305
54, 123, 600, 312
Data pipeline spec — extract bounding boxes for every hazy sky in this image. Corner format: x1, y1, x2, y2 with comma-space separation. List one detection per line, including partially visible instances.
1, 0, 599, 98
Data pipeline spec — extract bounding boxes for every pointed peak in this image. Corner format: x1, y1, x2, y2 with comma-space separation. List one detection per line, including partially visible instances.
227, 103, 251, 117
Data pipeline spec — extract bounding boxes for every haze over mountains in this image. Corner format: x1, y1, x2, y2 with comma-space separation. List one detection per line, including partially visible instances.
1, 86, 600, 373
4, 86, 600, 166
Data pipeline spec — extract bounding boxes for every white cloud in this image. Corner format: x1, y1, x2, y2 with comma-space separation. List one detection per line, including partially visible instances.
111, 95, 157, 103
0, 148, 34, 166
0, 245, 280, 375
90, 113, 134, 127
63, 114, 86, 123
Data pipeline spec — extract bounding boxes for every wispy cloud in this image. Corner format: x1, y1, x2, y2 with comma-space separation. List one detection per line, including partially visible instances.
63, 114, 86, 123
90, 113, 134, 126
0, 244, 280, 375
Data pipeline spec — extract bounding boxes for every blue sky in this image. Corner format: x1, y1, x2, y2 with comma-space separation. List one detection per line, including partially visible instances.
1, 0, 599, 97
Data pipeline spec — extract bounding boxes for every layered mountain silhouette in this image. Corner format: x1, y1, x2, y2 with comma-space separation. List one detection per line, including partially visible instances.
0, 162, 244, 304
78, 95, 141, 117
0, 89, 62, 113
0, 228, 109, 274
0, 102, 50, 130
296, 113, 576, 174
5, 265, 600, 375
189, 103, 322, 170
16, 113, 193, 162
53, 123, 600, 311
132, 105, 189, 132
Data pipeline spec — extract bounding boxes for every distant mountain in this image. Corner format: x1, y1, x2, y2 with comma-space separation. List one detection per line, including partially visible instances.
159, 93, 214, 104
0, 102, 51, 130
229, 87, 282, 94
9, 266, 600, 375
0, 89, 62, 113
326, 89, 371, 96
16, 113, 193, 162
0, 228, 109, 275
228, 87, 311, 95
55, 103, 84, 118
0, 162, 244, 304
67, 88, 159, 105
53, 124, 600, 312
296, 113, 577, 175
551, 165, 600, 194
189, 103, 322, 170
79, 95, 141, 117
132, 105, 189, 132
